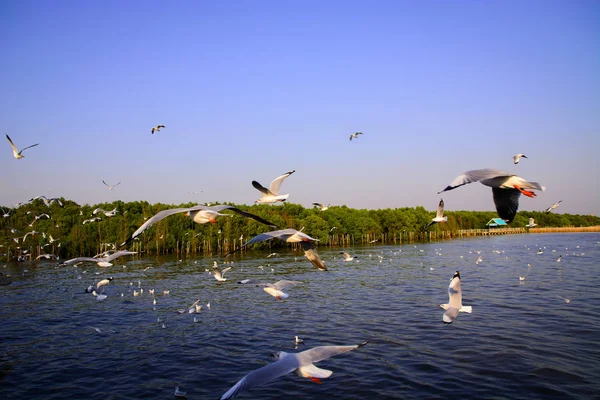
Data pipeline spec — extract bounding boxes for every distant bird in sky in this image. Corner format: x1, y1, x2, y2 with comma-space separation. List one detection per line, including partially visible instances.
238, 279, 303, 300
228, 228, 327, 271
440, 271, 472, 324
349, 132, 363, 141
340, 251, 358, 262
513, 153, 528, 164
5, 134, 39, 159
30, 195, 63, 207
102, 180, 121, 190
93, 208, 118, 217
545, 200, 562, 214
60, 251, 137, 267
120, 204, 277, 246
252, 170, 295, 204
427, 199, 448, 227
526, 218, 537, 228
151, 125, 165, 134
219, 341, 368, 399
438, 169, 545, 223
312, 203, 330, 211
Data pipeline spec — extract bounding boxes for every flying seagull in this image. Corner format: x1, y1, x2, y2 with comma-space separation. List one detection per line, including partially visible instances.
545, 200, 562, 214
102, 180, 121, 190
6, 134, 39, 159
339, 251, 357, 262
349, 132, 363, 141
212, 261, 232, 282
438, 169, 545, 223
312, 203, 330, 211
252, 170, 295, 204
120, 205, 277, 246
238, 279, 303, 300
228, 228, 327, 271
151, 125, 165, 134
513, 154, 528, 164
60, 251, 137, 268
219, 341, 368, 399
93, 208, 118, 217
440, 271, 472, 324
427, 199, 448, 227
526, 218, 537, 228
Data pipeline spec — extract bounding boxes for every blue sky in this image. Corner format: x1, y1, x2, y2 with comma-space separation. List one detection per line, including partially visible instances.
1, 0, 599, 216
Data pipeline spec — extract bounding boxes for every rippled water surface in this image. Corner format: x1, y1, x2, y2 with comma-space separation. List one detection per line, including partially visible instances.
1, 233, 600, 399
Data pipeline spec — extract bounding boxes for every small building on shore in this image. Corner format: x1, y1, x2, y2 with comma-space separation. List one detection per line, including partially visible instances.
486, 218, 508, 228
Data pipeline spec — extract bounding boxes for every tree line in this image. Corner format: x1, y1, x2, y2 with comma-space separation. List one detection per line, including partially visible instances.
1, 198, 598, 260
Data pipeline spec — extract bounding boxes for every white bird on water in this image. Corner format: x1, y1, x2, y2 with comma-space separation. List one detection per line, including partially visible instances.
349, 131, 363, 141
151, 125, 165, 134
438, 169, 545, 223
219, 341, 368, 399
427, 199, 448, 227
228, 228, 327, 271
238, 279, 303, 300
102, 180, 121, 190
212, 261, 232, 282
252, 170, 295, 204
6, 134, 39, 159
440, 271, 472, 324
513, 153, 528, 164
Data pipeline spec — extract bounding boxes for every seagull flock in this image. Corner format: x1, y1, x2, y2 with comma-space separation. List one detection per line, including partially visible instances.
4, 130, 572, 398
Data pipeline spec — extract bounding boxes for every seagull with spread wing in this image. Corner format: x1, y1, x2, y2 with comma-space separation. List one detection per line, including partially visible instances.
60, 251, 137, 268
513, 153, 528, 164
545, 200, 562, 214
438, 169, 545, 223
440, 271, 472, 324
102, 180, 121, 190
252, 170, 295, 204
427, 199, 448, 227
349, 132, 363, 141
151, 125, 165, 134
6, 134, 39, 159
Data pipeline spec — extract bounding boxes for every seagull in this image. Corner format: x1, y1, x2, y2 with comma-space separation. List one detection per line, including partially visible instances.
82, 217, 101, 225
545, 200, 562, 214
6, 134, 39, 159
349, 132, 363, 141
519, 276, 526, 282
526, 218, 537, 228
513, 154, 528, 164
557, 255, 562, 262
35, 253, 58, 261
312, 203, 330, 211
295, 336, 304, 345
94, 277, 113, 293
60, 251, 137, 267
339, 252, 358, 262
557, 295, 573, 304
93, 208, 118, 217
212, 262, 232, 282
151, 125, 165, 134
438, 169, 545, 223
22, 230, 38, 241
228, 228, 327, 271
102, 180, 121, 190
253, 170, 295, 204
261, 280, 303, 300
219, 341, 368, 399
30, 196, 63, 207
427, 199, 448, 227
120, 205, 277, 246
174, 386, 187, 398
440, 271, 472, 324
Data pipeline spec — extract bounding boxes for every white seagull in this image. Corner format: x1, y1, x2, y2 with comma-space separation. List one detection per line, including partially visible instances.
238, 279, 303, 300
219, 341, 368, 399
440, 271, 472, 324
252, 170, 295, 204
151, 125, 165, 134
30, 196, 63, 207
339, 251, 358, 262
545, 200, 562, 214
427, 199, 448, 227
526, 218, 537, 228
228, 228, 327, 271
212, 261, 232, 282
6, 134, 39, 159
120, 205, 277, 246
60, 251, 137, 267
82, 217, 101, 225
513, 154, 528, 164
312, 203, 330, 211
438, 169, 545, 223
93, 208, 118, 217
102, 180, 121, 190
349, 132, 363, 141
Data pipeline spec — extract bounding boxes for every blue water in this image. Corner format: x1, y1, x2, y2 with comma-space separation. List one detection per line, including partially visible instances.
1, 233, 599, 399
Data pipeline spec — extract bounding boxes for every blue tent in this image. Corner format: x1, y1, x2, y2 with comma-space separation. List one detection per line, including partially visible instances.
486, 218, 508, 227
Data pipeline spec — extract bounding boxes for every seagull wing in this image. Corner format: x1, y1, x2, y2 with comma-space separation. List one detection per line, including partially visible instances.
299, 342, 368, 364
268, 170, 295, 195
252, 180, 271, 195
122, 207, 203, 245
226, 229, 297, 257
20, 143, 39, 153
114, 181, 122, 187
105, 251, 137, 262
221, 266, 232, 277
492, 187, 521, 223
220, 356, 300, 400
102, 180, 109, 187
61, 257, 100, 265
341, 252, 351, 259
436, 199, 445, 219
300, 241, 327, 271
438, 169, 513, 193
210, 205, 278, 227
443, 308, 460, 324
272, 280, 302, 290
312, 203, 323, 208
5, 134, 18, 153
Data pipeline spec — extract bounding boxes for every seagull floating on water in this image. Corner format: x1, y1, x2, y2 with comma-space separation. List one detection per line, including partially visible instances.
102, 180, 121, 190
212, 261, 232, 282
513, 153, 528, 164
219, 341, 368, 399
252, 170, 295, 204
349, 132, 363, 141
440, 271, 472, 324
151, 125, 165, 134
427, 199, 448, 227
6, 134, 39, 159
438, 169, 545, 223
228, 228, 327, 271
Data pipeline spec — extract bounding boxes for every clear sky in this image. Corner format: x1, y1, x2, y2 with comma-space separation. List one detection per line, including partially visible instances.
1, 0, 599, 216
